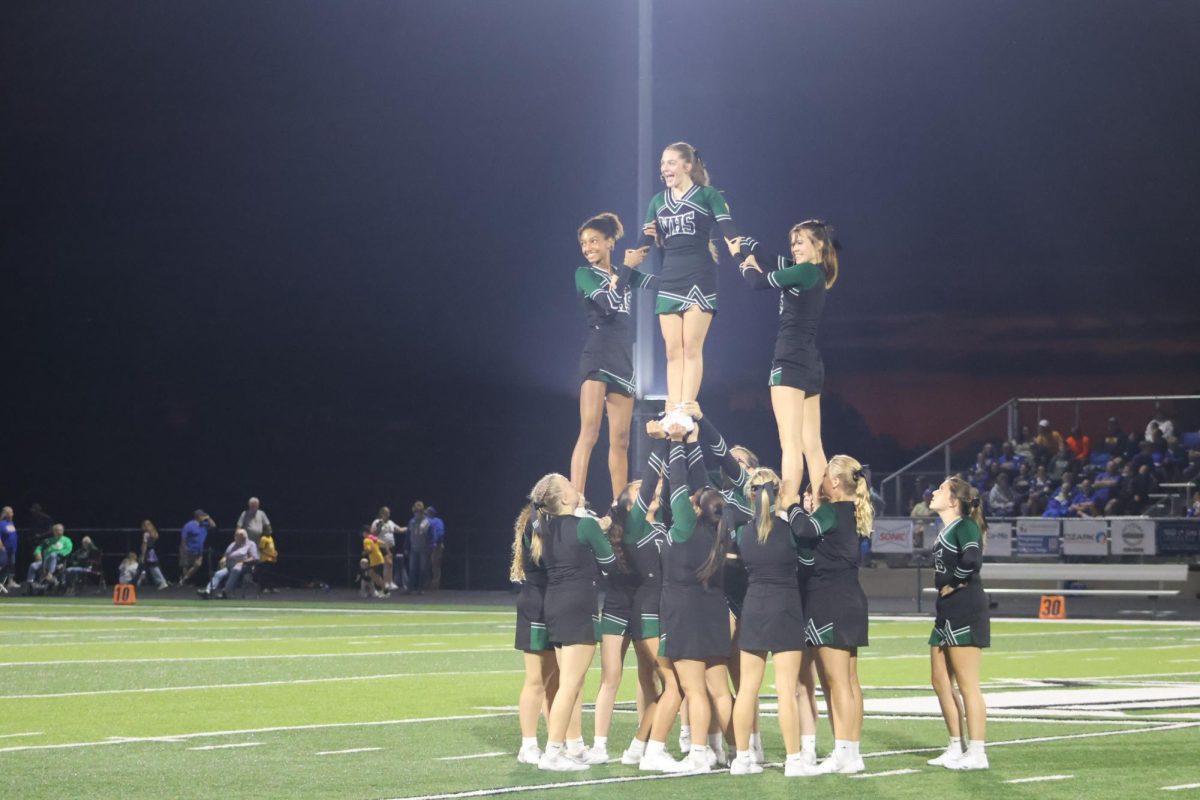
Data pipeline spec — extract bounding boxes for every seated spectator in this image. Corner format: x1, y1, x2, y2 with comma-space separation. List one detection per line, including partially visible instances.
197, 528, 258, 599
1188, 491, 1200, 518
1164, 435, 1188, 478
1027, 464, 1053, 516
63, 536, 102, 593
254, 530, 279, 593
0, 506, 17, 593
969, 452, 992, 491
1035, 420, 1065, 464
1112, 464, 1157, 516
910, 488, 934, 517
1013, 426, 1036, 462
1103, 417, 1124, 457
988, 472, 1018, 516
118, 552, 140, 584
1150, 426, 1168, 455
1146, 407, 1174, 441
179, 509, 216, 587
1012, 462, 1033, 514
135, 519, 169, 590
1070, 478, 1100, 518
26, 524, 73, 591
1049, 444, 1076, 483
996, 442, 1022, 475
359, 525, 389, 598
1043, 477, 1077, 518
1131, 440, 1164, 478
1066, 426, 1091, 462
1093, 459, 1122, 514
1121, 431, 1142, 462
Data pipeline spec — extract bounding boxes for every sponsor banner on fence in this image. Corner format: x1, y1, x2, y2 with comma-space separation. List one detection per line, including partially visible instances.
1157, 519, 1200, 555
1015, 518, 1060, 555
872, 520, 914, 554
1110, 518, 1157, 556
985, 521, 1013, 557
1062, 519, 1110, 556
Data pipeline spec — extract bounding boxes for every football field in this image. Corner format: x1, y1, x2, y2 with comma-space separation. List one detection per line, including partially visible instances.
2, 597, 1199, 799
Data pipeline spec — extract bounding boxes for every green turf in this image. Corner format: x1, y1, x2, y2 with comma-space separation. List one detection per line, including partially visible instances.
1, 598, 1198, 799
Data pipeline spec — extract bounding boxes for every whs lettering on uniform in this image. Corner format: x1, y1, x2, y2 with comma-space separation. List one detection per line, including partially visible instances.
661, 211, 696, 237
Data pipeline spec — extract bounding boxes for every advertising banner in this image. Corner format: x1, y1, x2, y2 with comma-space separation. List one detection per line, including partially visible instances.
1157, 520, 1200, 555
872, 519, 914, 554
1110, 518, 1157, 556
1015, 518, 1060, 555
1061, 519, 1109, 556
985, 521, 1013, 557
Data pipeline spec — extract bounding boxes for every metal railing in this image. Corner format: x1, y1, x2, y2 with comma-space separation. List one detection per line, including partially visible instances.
880, 395, 1200, 516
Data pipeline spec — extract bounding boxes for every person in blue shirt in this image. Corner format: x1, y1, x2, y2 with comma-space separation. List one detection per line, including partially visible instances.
0, 506, 18, 592
426, 506, 445, 590
1042, 479, 1076, 519
1069, 479, 1099, 518
179, 509, 216, 586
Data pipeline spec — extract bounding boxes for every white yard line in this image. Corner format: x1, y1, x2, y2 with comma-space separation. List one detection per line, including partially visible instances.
436, 752, 508, 761
0, 620, 507, 637
1004, 774, 1075, 784
0, 602, 511, 617
0, 646, 511, 668
317, 747, 384, 756
849, 769, 920, 779
0, 631, 507, 648
0, 731, 42, 739
187, 742, 264, 751
1162, 784, 1200, 792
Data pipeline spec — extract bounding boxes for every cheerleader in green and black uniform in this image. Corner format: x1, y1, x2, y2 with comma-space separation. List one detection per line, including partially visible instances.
638, 143, 750, 411
786, 455, 874, 776
730, 221, 837, 510
926, 476, 990, 771
571, 212, 653, 503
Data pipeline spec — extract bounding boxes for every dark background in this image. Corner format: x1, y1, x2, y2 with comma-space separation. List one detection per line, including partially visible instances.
3, 1, 1198, 581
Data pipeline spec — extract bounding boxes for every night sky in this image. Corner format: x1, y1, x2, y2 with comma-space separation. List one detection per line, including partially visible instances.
4, 1, 1199, 564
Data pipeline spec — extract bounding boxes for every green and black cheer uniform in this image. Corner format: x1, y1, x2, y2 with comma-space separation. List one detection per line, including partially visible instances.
617, 437, 671, 640
575, 264, 654, 396
514, 521, 551, 652
929, 517, 990, 647
639, 185, 739, 314
697, 417, 753, 619
658, 441, 732, 660
736, 238, 826, 394
541, 514, 616, 646
734, 507, 806, 653
787, 502, 869, 649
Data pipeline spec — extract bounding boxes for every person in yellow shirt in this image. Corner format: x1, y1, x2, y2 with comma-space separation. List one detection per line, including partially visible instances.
255, 531, 279, 593
360, 527, 388, 598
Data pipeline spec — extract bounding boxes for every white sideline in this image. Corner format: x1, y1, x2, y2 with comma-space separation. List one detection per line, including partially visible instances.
187, 742, 263, 751
0, 731, 42, 739
0, 620, 508, 637
0, 602, 513, 616
1162, 783, 1200, 791
0, 631, 507, 648
1004, 774, 1074, 784
436, 752, 508, 761
0, 646, 512, 667
849, 769, 920, 779
317, 747, 383, 756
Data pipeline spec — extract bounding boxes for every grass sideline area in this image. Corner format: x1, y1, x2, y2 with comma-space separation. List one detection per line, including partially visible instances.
1, 597, 1199, 799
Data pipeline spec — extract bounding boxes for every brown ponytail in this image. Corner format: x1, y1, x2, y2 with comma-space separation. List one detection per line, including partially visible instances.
946, 476, 989, 550
509, 504, 535, 583
694, 488, 730, 587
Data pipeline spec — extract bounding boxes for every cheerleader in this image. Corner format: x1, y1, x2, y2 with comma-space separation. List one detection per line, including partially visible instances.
526, 473, 616, 772
645, 420, 735, 774
731, 221, 838, 506
786, 455, 873, 775
729, 467, 809, 776
571, 212, 653, 502
639, 143, 749, 412
926, 476, 990, 770
509, 505, 558, 765
588, 428, 671, 765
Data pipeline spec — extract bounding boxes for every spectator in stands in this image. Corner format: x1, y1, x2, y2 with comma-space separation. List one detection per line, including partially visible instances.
1049, 444, 1075, 483
1035, 420, 1065, 464
27, 503, 53, 544
1131, 464, 1158, 514
198, 528, 258, 599
1103, 417, 1124, 457
1149, 426, 1168, 456
1066, 426, 1091, 463
1043, 475, 1076, 518
370, 506, 403, 592
987, 472, 1017, 516
63, 536, 102, 593
235, 497, 272, 547
1093, 460, 1122, 515
359, 525, 388, 598
1146, 406, 1174, 441
426, 506, 445, 591
1012, 426, 1036, 462
1164, 435, 1188, 478
1131, 441, 1160, 476
1188, 491, 1200, 518
1069, 479, 1100, 518
1027, 465, 1053, 516
179, 510, 215, 586
0, 506, 17, 592
1120, 431, 1142, 462
910, 488, 934, 517
995, 442, 1022, 475
1012, 462, 1033, 514
26, 524, 72, 589
1182, 444, 1200, 484
118, 552, 140, 584
969, 452, 991, 491
255, 529, 279, 592
135, 519, 169, 590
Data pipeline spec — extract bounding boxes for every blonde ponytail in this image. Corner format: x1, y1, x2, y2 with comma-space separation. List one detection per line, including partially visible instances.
509, 504, 533, 583
947, 476, 989, 553
828, 455, 874, 536
748, 467, 782, 544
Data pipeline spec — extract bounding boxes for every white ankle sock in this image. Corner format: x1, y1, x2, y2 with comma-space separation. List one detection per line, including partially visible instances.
680, 725, 691, 740
967, 740, 985, 755
786, 751, 804, 762
801, 734, 816, 753
566, 737, 585, 751
850, 741, 860, 758
593, 736, 607, 750
749, 732, 762, 749
521, 737, 537, 749
645, 740, 665, 757
691, 745, 709, 758
546, 741, 564, 755
834, 739, 851, 758
736, 749, 751, 761
948, 735, 962, 750
627, 738, 645, 756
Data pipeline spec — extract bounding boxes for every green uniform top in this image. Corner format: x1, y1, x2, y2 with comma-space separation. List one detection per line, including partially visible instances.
933, 516, 983, 589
